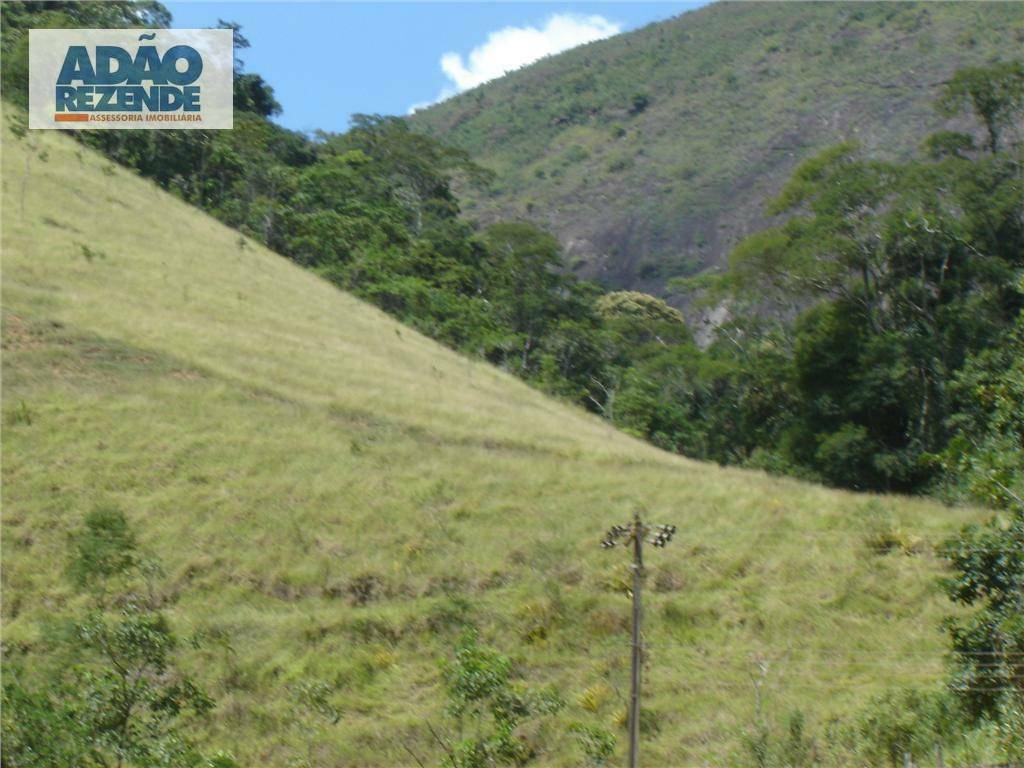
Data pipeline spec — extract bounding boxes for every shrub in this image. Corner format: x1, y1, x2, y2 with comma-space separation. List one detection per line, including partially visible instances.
815, 424, 876, 490
67, 506, 137, 588
570, 722, 617, 766
3, 509, 216, 768
629, 92, 650, 115
855, 689, 961, 767
439, 631, 563, 767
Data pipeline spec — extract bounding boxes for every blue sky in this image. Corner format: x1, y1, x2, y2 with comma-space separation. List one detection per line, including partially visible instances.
165, 2, 705, 134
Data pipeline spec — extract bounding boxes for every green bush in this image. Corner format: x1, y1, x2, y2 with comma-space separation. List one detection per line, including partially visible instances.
854, 689, 961, 767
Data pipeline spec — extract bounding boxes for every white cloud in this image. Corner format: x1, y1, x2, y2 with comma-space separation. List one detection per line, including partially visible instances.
409, 13, 621, 114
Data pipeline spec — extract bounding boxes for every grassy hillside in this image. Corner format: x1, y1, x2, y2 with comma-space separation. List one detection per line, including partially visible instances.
1, 121, 985, 765
410, 1, 1024, 301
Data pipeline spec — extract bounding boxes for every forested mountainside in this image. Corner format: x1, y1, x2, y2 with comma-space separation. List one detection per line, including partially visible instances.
411, 2, 1023, 300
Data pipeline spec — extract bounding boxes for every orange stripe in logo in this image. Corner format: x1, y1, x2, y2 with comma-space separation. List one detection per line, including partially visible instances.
54, 113, 89, 122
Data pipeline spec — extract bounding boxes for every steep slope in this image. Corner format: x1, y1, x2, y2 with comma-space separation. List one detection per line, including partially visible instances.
410, 1, 1024, 300
2, 123, 982, 765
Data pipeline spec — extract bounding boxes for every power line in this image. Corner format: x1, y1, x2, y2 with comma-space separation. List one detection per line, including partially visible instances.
607, 641, 1024, 658
639, 526, 1022, 542
636, 537, 1020, 551
672, 686, 1023, 696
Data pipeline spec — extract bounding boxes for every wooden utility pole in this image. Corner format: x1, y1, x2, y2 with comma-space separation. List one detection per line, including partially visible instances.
629, 510, 644, 768
602, 512, 676, 768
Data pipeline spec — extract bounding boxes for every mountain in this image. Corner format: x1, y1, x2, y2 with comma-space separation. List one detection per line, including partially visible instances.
410, 1, 1024, 302
1, 123, 983, 764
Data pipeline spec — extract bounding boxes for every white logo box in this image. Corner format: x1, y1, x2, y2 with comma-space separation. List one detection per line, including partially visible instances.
29, 28, 233, 130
